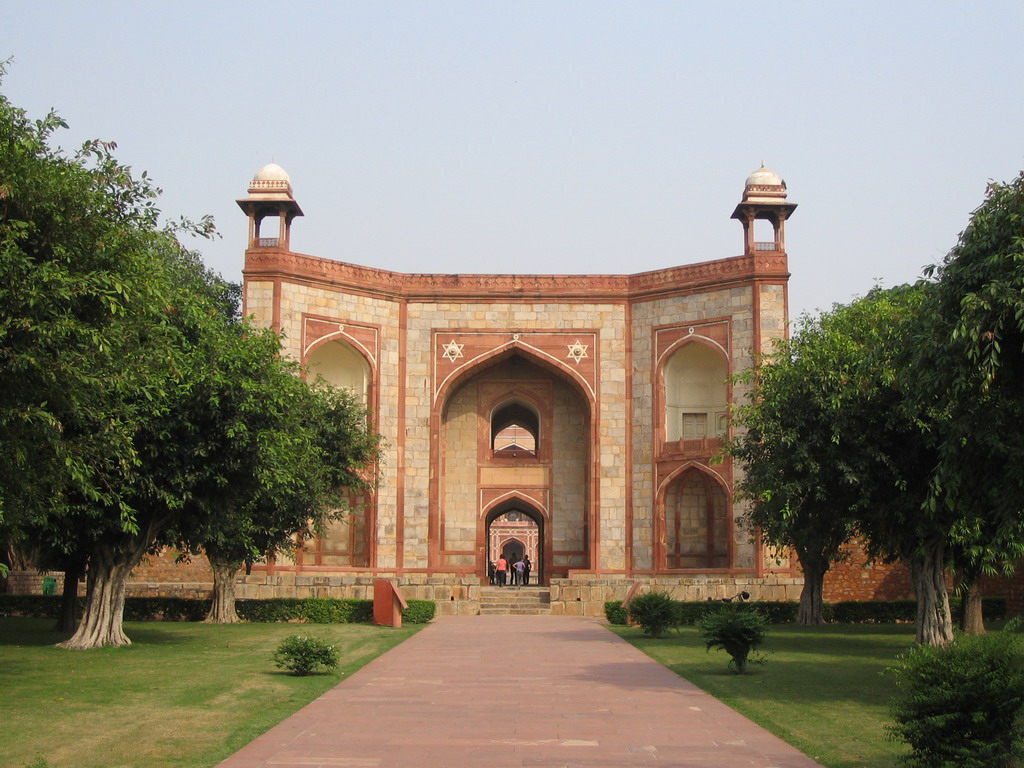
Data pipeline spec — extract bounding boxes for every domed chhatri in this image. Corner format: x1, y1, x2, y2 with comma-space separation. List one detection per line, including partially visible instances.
732, 165, 797, 255
744, 165, 784, 189
253, 162, 292, 184
236, 162, 303, 250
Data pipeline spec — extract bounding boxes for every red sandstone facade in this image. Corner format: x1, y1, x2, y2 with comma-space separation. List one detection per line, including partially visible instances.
203, 163, 804, 615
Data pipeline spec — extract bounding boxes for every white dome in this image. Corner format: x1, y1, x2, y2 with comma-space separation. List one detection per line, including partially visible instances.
745, 166, 783, 187
253, 163, 291, 183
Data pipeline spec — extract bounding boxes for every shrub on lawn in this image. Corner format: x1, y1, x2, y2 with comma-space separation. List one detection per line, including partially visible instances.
888, 626, 1024, 767
698, 603, 768, 674
604, 600, 627, 625
628, 591, 676, 638
272, 635, 340, 676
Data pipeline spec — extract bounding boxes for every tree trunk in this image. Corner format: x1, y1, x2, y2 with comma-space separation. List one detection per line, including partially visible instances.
796, 553, 828, 626
55, 561, 84, 634
960, 578, 986, 636
57, 543, 144, 650
204, 554, 242, 623
909, 539, 954, 647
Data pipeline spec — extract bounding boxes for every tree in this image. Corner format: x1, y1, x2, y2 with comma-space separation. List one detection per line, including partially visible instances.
0, 71, 171, 541
1, 71, 217, 647
729, 288, 930, 627
913, 172, 1024, 635
1, 77, 380, 647
729, 311, 860, 625
171, 337, 380, 624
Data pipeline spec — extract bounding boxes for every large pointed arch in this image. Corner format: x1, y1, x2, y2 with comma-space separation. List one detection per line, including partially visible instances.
431, 347, 597, 580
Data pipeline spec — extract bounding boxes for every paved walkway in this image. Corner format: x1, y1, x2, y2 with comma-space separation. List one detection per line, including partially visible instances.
217, 615, 823, 768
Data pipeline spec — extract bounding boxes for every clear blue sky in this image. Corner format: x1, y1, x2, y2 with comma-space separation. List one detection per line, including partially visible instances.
4, 2, 1023, 318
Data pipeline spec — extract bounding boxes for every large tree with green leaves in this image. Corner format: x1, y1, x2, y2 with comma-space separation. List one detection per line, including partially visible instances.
171, 340, 380, 624
0, 76, 379, 647
911, 172, 1024, 635
0, 73, 177, 542
729, 287, 930, 626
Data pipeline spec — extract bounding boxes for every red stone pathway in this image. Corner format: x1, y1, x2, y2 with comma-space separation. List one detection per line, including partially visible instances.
217, 615, 823, 767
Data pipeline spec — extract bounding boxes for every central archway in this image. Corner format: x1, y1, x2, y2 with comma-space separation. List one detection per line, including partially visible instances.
434, 348, 594, 580
485, 499, 545, 585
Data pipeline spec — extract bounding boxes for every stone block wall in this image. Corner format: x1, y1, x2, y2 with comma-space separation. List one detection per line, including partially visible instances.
549, 573, 806, 618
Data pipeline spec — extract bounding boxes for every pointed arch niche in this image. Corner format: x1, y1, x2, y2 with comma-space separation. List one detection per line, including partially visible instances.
661, 466, 731, 570
662, 340, 728, 445
304, 336, 374, 567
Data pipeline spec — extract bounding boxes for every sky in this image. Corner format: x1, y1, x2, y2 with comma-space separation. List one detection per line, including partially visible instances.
4, 2, 1023, 318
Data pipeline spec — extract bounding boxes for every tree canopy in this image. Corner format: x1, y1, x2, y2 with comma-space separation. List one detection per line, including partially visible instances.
0, 70, 380, 648
731, 171, 1024, 645
729, 286, 930, 627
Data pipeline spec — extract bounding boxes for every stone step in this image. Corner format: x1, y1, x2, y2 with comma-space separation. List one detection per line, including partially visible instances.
478, 607, 552, 615
480, 594, 550, 604
477, 586, 552, 614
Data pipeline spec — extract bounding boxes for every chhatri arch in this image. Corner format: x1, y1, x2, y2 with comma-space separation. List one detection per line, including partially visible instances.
225, 161, 805, 614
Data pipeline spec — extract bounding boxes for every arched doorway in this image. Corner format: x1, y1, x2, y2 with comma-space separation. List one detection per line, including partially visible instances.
485, 500, 544, 585
436, 349, 592, 580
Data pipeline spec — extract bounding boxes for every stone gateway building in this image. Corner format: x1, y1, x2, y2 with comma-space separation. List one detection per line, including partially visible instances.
225, 163, 805, 615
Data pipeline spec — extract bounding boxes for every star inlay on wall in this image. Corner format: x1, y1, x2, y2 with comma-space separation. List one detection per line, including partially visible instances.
567, 339, 589, 364
441, 339, 465, 362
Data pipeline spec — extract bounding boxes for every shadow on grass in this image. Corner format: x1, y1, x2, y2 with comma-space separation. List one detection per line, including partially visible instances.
0, 617, 196, 647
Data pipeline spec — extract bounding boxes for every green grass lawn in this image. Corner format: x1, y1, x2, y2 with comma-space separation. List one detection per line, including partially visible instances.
611, 623, 918, 768
0, 617, 423, 768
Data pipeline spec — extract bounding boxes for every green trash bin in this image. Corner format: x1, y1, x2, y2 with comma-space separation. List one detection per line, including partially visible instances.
42, 577, 57, 596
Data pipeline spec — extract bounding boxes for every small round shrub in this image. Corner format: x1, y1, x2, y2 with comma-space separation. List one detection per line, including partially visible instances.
272, 635, 340, 676
698, 604, 767, 674
604, 600, 627, 625
628, 591, 676, 638
888, 628, 1024, 768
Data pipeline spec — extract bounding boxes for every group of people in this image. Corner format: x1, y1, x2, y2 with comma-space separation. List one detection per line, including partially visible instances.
489, 554, 532, 586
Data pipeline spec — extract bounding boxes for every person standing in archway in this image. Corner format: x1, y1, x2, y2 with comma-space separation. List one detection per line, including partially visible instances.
522, 555, 532, 586
496, 554, 508, 587
513, 557, 525, 587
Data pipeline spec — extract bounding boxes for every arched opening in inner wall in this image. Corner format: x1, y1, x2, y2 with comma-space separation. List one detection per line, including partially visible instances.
486, 501, 543, 586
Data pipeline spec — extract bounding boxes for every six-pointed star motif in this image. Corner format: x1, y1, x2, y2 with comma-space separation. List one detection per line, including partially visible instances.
567, 339, 589, 364
441, 339, 464, 362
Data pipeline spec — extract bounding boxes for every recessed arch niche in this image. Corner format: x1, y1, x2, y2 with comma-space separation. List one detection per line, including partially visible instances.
306, 337, 371, 404
663, 341, 728, 442
663, 467, 729, 569
491, 397, 540, 457
304, 337, 374, 567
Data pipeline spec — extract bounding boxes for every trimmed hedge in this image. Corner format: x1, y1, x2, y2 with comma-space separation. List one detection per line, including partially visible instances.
0, 595, 436, 624
603, 597, 1008, 626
